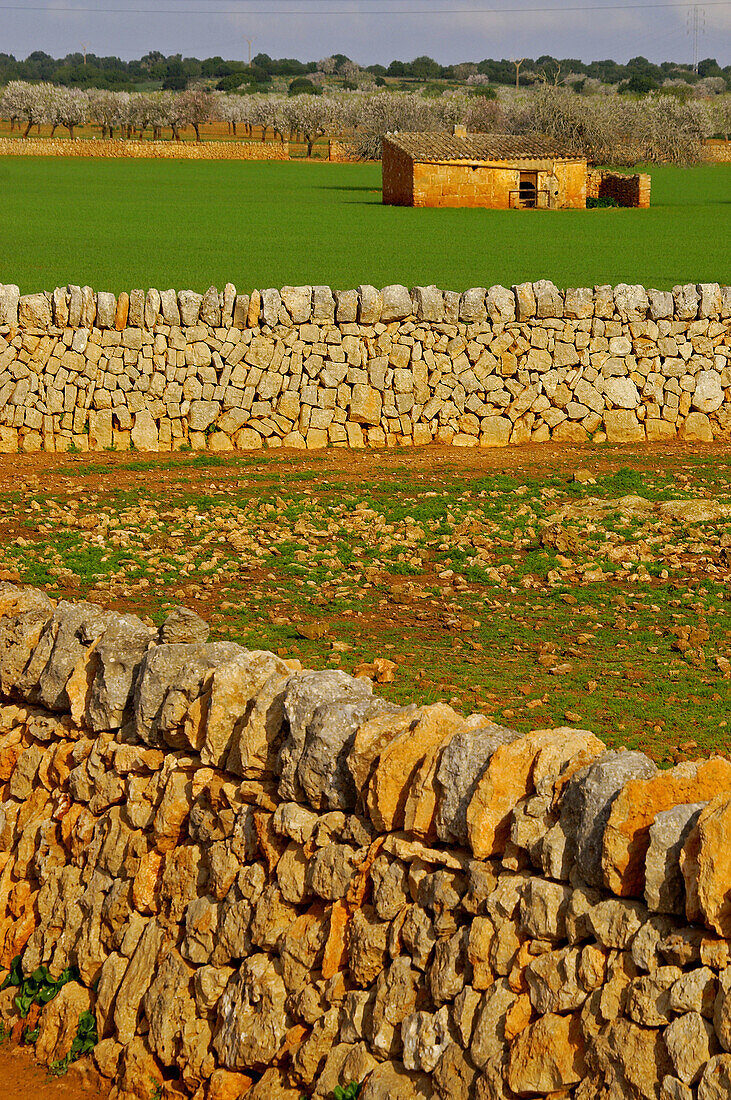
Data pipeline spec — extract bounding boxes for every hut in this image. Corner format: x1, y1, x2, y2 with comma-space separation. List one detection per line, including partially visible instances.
382, 129, 588, 209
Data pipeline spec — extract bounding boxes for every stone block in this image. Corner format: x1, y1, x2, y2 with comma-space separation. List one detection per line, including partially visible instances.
604, 409, 645, 442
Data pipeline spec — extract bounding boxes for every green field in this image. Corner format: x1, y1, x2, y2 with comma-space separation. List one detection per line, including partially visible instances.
1, 158, 729, 294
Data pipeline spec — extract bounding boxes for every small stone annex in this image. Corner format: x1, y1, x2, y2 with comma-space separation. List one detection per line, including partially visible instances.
382, 130, 589, 210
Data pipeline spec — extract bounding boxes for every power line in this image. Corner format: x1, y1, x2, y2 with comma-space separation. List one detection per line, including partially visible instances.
2, 0, 730, 11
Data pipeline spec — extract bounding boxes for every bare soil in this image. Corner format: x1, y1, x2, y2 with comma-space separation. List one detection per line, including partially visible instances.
0, 1041, 108, 1098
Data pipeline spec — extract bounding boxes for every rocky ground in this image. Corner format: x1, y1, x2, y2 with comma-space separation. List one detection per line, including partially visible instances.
0, 441, 729, 765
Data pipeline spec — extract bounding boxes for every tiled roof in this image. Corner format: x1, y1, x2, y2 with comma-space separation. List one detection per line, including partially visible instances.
383, 132, 579, 163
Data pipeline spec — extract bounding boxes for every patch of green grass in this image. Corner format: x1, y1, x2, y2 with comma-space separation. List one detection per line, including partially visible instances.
1, 159, 729, 292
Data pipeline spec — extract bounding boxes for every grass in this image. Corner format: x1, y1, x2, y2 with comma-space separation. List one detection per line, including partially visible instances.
2, 444, 730, 765
0, 159, 728, 293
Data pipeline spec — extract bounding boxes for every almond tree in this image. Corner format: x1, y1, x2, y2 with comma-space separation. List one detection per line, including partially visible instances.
87, 89, 130, 138
0, 81, 29, 131
10, 80, 52, 137
157, 90, 188, 140
178, 86, 215, 142
128, 92, 158, 139
48, 86, 87, 139
284, 93, 339, 157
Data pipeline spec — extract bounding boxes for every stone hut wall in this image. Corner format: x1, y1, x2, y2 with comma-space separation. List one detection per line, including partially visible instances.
0, 281, 729, 457
0, 137, 289, 160
381, 140, 415, 205
587, 170, 652, 208
2, 582, 731, 1100
387, 155, 587, 209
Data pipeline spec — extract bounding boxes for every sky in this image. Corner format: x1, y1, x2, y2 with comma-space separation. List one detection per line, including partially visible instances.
1, 0, 730, 68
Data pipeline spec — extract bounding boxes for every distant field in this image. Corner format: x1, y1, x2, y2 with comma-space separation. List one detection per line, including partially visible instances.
1, 157, 729, 293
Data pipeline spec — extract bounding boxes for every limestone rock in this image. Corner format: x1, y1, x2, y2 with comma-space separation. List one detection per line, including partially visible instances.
604, 409, 644, 442
603, 759, 731, 897
200, 286, 222, 326
698, 1055, 731, 1100
133, 641, 243, 747
367, 703, 462, 833
277, 670, 373, 803
114, 919, 169, 1046
470, 978, 517, 1068
680, 413, 714, 443
0, 585, 55, 698
507, 1011, 586, 1094
131, 410, 159, 452
35, 981, 92, 1065
660, 1077, 694, 1100
357, 285, 382, 325
296, 694, 399, 812
401, 1006, 451, 1072
280, 285, 312, 324
645, 803, 705, 915
432, 1043, 478, 1100
467, 727, 601, 860
21, 599, 115, 712
434, 724, 518, 846
664, 1011, 718, 1084
213, 953, 290, 1070
348, 906, 389, 987
96, 292, 116, 329
359, 1061, 432, 1100
513, 283, 536, 321
692, 370, 724, 413
87, 613, 154, 731
200, 650, 291, 768
519, 878, 571, 941
688, 795, 731, 936
485, 285, 515, 323
560, 750, 657, 888
534, 279, 563, 318
669, 967, 716, 1017
18, 292, 52, 328
381, 285, 413, 322
588, 898, 646, 949
159, 606, 210, 645
589, 1017, 673, 1099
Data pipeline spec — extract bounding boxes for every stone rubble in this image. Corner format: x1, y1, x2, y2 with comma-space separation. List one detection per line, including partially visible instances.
0, 281, 729, 454
1, 582, 731, 1099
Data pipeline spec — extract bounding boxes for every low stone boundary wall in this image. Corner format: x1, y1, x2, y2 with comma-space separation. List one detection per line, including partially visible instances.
2, 582, 731, 1100
0, 281, 729, 455
328, 140, 363, 162
0, 137, 289, 160
701, 139, 731, 163
587, 169, 651, 208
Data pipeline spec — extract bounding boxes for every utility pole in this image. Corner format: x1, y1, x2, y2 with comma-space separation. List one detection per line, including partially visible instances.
512, 58, 525, 91
245, 38, 253, 66
687, 6, 705, 73
81, 42, 88, 66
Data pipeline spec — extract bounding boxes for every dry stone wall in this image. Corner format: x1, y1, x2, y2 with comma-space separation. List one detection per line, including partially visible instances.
2, 583, 731, 1100
586, 170, 651, 208
0, 137, 289, 160
0, 281, 729, 456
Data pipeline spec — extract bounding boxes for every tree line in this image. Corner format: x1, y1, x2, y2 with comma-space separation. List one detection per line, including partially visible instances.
1, 81, 728, 162
0, 49, 729, 93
